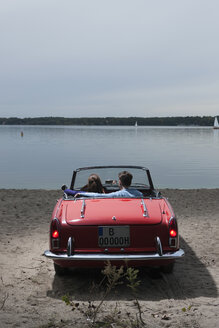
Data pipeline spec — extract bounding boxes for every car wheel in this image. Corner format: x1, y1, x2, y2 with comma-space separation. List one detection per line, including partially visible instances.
161, 262, 175, 274
54, 263, 69, 276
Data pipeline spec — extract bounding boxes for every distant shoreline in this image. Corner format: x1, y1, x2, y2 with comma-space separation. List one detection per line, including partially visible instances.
0, 115, 217, 126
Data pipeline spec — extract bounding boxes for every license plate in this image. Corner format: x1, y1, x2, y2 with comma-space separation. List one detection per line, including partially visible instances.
98, 226, 130, 247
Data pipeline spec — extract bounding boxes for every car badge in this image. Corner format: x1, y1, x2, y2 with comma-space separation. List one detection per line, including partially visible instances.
112, 216, 116, 221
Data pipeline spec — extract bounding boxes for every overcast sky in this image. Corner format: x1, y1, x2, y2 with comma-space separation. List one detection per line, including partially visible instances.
0, 0, 219, 118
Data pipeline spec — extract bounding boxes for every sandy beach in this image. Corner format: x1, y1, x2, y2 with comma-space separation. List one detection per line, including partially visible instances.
0, 189, 218, 328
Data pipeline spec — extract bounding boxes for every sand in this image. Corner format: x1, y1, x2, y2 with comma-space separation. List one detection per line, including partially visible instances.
0, 189, 218, 328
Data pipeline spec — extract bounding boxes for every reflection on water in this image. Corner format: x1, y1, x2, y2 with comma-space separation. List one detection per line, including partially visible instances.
0, 125, 218, 189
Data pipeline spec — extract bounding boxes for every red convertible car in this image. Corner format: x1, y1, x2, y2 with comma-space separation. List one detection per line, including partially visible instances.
44, 166, 184, 275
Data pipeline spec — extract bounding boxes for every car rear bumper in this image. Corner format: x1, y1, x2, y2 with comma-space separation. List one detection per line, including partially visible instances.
44, 248, 184, 261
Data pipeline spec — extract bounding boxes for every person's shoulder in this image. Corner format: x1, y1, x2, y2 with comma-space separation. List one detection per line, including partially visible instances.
136, 189, 143, 195
128, 188, 143, 196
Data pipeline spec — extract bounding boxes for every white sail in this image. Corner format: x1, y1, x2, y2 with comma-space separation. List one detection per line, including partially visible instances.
135, 121, 138, 127
213, 117, 219, 129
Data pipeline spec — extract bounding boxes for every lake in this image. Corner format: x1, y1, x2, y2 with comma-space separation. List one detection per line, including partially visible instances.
0, 125, 218, 189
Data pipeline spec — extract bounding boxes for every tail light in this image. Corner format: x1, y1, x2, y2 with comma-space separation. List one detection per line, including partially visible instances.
168, 217, 178, 248
51, 218, 60, 249
52, 230, 59, 238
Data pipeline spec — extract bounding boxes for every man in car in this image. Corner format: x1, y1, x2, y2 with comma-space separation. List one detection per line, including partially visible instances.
76, 171, 143, 198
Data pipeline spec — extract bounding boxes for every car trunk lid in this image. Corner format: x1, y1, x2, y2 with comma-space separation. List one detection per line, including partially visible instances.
65, 198, 162, 225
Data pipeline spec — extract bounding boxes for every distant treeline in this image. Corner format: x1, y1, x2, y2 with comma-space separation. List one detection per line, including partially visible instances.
0, 116, 217, 126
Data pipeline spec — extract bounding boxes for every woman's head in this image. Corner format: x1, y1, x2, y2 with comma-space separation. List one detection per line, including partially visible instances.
87, 174, 104, 193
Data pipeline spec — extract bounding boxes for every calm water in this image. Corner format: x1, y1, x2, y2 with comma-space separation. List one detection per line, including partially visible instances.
0, 125, 218, 189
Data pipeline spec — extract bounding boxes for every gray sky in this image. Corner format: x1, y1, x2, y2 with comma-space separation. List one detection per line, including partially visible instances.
0, 0, 219, 118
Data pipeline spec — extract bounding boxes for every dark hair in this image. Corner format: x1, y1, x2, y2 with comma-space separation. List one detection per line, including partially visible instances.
81, 174, 104, 193
118, 171, 133, 187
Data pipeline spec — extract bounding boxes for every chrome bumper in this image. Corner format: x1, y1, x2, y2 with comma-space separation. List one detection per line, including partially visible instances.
44, 248, 184, 261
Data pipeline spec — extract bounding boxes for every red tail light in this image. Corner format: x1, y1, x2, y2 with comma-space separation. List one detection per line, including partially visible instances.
170, 229, 177, 237
52, 230, 59, 238
51, 218, 60, 249
168, 217, 178, 248
169, 217, 177, 236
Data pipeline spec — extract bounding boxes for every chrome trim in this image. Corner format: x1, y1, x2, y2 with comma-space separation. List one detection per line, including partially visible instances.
169, 216, 176, 225
165, 199, 175, 218
81, 199, 86, 218
67, 237, 73, 256
155, 191, 161, 198
54, 199, 63, 218
155, 237, 163, 256
44, 249, 184, 261
141, 198, 148, 217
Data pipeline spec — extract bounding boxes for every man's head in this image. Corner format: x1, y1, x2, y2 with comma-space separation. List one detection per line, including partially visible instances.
118, 171, 133, 188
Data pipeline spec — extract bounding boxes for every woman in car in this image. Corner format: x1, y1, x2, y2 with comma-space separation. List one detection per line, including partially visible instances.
64, 173, 105, 196
81, 174, 105, 193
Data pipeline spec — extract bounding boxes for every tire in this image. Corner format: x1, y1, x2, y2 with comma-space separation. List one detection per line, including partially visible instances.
161, 262, 175, 274
54, 263, 69, 276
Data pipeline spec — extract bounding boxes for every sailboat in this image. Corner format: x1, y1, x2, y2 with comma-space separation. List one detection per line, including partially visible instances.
213, 117, 219, 129
135, 121, 138, 127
